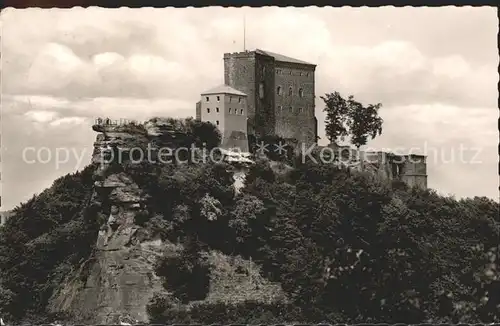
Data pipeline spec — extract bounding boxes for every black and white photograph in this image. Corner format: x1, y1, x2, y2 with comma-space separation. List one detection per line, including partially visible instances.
0, 6, 498, 325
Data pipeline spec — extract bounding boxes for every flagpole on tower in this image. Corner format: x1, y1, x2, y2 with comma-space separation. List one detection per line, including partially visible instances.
243, 13, 246, 52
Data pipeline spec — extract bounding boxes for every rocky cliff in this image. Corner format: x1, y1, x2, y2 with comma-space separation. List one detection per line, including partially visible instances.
48, 118, 283, 324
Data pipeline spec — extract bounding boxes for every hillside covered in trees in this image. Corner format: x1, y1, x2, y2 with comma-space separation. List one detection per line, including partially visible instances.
0, 117, 498, 324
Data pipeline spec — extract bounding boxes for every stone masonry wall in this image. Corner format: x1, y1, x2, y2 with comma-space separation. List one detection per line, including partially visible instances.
274, 61, 316, 146
224, 51, 317, 146
254, 53, 276, 138
224, 52, 257, 134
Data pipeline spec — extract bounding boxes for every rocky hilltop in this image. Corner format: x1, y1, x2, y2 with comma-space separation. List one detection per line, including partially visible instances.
1, 117, 497, 325
47, 118, 283, 324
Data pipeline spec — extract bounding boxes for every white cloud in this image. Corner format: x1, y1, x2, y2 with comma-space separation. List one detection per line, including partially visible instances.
24, 110, 59, 123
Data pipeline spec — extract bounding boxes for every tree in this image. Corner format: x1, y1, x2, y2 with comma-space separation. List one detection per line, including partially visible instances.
322, 91, 383, 148
321, 92, 351, 144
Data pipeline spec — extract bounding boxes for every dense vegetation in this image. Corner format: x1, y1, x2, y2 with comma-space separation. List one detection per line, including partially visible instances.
0, 165, 97, 323
0, 117, 498, 323
144, 156, 499, 323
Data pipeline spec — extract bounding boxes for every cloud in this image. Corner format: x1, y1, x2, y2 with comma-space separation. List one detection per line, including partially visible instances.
0, 7, 498, 209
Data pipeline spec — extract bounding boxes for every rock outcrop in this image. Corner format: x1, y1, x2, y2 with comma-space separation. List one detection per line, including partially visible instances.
48, 118, 278, 324
49, 121, 169, 323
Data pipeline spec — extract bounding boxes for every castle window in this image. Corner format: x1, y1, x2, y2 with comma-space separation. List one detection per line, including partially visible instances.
205, 96, 209, 102
277, 86, 282, 95
229, 108, 232, 114
289, 70, 293, 75
298, 107, 303, 113
216, 120, 220, 125
207, 108, 210, 113
278, 105, 282, 111
288, 87, 293, 96
299, 88, 304, 98
306, 72, 309, 77
217, 96, 220, 102
259, 83, 264, 99
299, 72, 303, 76
276, 69, 281, 75
289, 106, 293, 113
240, 109, 244, 115
216, 107, 219, 113
238, 97, 242, 103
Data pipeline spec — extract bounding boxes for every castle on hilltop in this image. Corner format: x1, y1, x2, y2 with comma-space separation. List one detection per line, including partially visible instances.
197, 49, 317, 150
196, 49, 428, 189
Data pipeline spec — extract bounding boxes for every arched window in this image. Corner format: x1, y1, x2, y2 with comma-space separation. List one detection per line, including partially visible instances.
276, 86, 282, 95
259, 83, 264, 99
207, 108, 210, 113
288, 87, 293, 96
216, 120, 220, 125
216, 107, 220, 113
240, 109, 244, 115
229, 108, 232, 114
299, 88, 304, 98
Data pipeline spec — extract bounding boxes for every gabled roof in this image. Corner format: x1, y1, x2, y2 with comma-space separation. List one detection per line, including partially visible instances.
201, 84, 247, 96
255, 49, 315, 66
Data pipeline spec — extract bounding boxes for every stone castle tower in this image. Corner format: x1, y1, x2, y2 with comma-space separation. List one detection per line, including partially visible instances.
223, 49, 318, 146
197, 85, 249, 152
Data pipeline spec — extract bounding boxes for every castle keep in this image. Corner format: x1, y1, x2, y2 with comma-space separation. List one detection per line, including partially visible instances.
197, 49, 428, 189
223, 49, 318, 146
197, 49, 318, 149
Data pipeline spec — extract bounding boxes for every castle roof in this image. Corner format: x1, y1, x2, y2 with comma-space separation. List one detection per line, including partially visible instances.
201, 84, 247, 96
255, 49, 315, 66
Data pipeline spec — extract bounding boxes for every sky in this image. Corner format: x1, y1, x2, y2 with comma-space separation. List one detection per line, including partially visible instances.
1, 6, 498, 210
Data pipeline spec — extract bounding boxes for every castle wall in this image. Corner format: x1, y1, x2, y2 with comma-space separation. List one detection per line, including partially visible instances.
222, 94, 248, 152
195, 101, 201, 120
200, 92, 248, 152
255, 54, 276, 137
401, 155, 427, 189
224, 52, 258, 134
200, 94, 225, 131
223, 51, 275, 139
274, 62, 316, 146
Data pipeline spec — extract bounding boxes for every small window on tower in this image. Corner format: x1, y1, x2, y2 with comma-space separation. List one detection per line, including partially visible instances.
216, 120, 220, 125
207, 108, 210, 113
238, 97, 242, 103
216, 107, 219, 113
288, 87, 293, 96
205, 96, 209, 102
277, 86, 282, 95
229, 108, 232, 114
278, 105, 282, 111
217, 96, 220, 102
289, 106, 293, 113
299, 88, 304, 98
259, 83, 264, 99
229, 96, 232, 102
240, 109, 244, 115
299, 108, 303, 113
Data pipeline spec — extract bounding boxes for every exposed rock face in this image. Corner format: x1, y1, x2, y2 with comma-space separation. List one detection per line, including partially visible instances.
49, 119, 280, 324
50, 122, 171, 323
